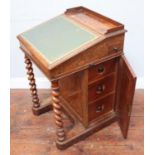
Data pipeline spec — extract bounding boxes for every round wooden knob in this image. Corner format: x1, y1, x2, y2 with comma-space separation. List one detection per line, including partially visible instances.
97, 65, 105, 74
96, 84, 105, 94
96, 105, 104, 113
113, 47, 118, 52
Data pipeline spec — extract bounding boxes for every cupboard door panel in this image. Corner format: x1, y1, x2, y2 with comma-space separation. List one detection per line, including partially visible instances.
118, 56, 136, 138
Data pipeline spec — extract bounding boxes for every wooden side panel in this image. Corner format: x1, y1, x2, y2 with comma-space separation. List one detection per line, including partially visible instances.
118, 56, 136, 138
59, 70, 88, 126
59, 72, 82, 97
59, 71, 83, 119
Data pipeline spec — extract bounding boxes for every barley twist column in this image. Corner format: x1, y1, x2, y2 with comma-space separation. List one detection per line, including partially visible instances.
24, 55, 40, 110
52, 80, 65, 142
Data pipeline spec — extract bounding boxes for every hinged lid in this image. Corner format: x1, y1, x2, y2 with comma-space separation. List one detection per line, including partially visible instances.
17, 6, 125, 70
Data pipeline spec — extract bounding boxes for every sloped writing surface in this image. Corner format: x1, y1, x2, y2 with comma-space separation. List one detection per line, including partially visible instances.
21, 15, 97, 63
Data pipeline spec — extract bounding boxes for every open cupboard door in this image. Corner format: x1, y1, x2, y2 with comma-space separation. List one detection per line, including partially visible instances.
117, 55, 136, 138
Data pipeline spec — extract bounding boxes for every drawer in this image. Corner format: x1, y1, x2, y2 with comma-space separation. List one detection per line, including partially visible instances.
88, 94, 115, 122
88, 73, 116, 102
88, 59, 117, 82
106, 35, 124, 55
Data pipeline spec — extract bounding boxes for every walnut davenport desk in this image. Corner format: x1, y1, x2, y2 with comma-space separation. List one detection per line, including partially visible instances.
17, 7, 136, 149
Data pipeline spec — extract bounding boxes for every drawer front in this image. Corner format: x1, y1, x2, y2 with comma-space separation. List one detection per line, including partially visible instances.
88, 73, 116, 102
88, 94, 115, 122
106, 35, 124, 55
88, 59, 117, 82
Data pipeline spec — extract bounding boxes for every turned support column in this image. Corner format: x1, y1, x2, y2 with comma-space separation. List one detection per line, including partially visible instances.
51, 80, 65, 143
24, 55, 40, 113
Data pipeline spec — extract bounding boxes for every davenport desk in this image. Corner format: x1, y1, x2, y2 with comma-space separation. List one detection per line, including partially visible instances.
17, 7, 136, 149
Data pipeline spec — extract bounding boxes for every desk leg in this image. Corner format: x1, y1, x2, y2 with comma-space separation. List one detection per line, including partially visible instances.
52, 80, 65, 143
24, 55, 40, 114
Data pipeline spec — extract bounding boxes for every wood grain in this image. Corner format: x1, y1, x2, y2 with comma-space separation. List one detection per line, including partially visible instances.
88, 58, 117, 83
17, 6, 125, 80
15, 6, 138, 152
51, 80, 65, 142
10, 89, 144, 155
117, 56, 137, 138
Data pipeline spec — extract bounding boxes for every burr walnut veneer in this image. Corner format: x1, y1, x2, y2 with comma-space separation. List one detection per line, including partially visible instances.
17, 6, 136, 149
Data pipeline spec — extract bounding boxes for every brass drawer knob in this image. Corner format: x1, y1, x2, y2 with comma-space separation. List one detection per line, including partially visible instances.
113, 47, 118, 51
96, 84, 105, 94
112, 47, 122, 52
97, 65, 105, 74
96, 105, 104, 113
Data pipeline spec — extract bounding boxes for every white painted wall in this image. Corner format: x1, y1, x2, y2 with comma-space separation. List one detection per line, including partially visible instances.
10, 0, 144, 88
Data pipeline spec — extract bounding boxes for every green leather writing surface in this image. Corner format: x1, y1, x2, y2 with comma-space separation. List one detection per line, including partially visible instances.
21, 15, 97, 63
